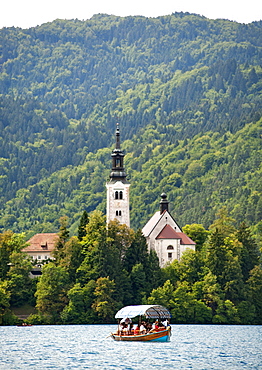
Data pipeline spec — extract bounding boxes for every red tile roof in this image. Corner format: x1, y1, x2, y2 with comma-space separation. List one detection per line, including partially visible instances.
22, 233, 59, 252
156, 224, 181, 239
156, 225, 195, 245
177, 232, 196, 245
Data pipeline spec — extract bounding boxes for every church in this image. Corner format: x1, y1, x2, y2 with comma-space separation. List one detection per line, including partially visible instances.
106, 124, 195, 267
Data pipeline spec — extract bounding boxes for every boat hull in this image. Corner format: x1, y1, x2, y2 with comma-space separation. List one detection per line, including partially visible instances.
111, 327, 171, 342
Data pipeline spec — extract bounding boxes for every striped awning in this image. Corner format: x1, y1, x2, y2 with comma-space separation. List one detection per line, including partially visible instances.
115, 305, 171, 319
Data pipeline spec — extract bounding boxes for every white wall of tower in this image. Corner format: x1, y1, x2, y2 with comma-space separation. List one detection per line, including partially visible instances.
106, 181, 130, 227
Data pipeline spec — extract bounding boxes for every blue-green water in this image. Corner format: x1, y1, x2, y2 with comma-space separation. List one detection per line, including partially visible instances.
0, 324, 261, 369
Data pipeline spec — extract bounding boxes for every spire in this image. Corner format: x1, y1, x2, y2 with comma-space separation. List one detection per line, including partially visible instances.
160, 193, 169, 214
109, 123, 128, 183
116, 122, 120, 149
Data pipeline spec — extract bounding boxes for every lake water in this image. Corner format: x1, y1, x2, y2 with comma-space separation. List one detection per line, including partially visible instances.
0, 324, 261, 369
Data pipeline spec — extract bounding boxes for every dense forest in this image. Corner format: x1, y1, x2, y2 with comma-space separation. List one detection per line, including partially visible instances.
0, 13, 261, 325
0, 13, 261, 238
0, 209, 261, 325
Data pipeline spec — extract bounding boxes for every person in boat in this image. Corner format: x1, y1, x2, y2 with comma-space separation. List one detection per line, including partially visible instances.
162, 319, 169, 327
151, 320, 159, 331
134, 324, 140, 335
139, 323, 146, 334
129, 323, 134, 335
148, 320, 164, 333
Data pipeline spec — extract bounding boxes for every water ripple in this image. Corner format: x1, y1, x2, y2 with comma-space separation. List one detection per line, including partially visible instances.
0, 324, 261, 369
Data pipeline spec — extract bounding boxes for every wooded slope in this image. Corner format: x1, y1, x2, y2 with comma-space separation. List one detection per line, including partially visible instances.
0, 13, 261, 236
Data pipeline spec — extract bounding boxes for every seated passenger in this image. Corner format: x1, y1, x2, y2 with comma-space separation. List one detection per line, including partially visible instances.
162, 319, 169, 327
134, 324, 140, 335
139, 323, 146, 334
156, 322, 165, 331
122, 324, 129, 335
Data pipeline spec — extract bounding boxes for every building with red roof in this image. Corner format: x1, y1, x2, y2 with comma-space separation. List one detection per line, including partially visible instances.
22, 233, 58, 262
142, 193, 195, 267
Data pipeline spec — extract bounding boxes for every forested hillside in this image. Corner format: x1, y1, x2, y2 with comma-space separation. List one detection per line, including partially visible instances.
0, 13, 262, 237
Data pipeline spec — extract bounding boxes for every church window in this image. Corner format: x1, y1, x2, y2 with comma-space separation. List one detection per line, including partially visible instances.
119, 210, 122, 216
168, 252, 172, 259
115, 191, 119, 199
119, 191, 123, 199
167, 245, 174, 250
116, 211, 118, 216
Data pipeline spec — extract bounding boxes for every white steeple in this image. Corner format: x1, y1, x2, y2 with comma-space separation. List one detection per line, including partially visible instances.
106, 123, 130, 227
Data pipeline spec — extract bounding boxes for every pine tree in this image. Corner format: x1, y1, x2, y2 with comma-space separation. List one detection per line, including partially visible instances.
236, 222, 261, 281
77, 210, 89, 241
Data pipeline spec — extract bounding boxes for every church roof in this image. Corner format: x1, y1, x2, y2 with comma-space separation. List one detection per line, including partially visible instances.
156, 224, 195, 245
142, 211, 162, 237
156, 224, 181, 239
178, 232, 196, 245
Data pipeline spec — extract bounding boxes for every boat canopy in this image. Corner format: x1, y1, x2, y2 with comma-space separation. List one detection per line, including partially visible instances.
115, 305, 171, 319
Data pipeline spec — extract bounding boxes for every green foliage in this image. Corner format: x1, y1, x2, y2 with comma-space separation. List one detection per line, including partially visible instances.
77, 211, 89, 241
61, 280, 96, 324
1, 209, 262, 325
0, 13, 261, 325
35, 262, 70, 323
182, 224, 209, 251
0, 14, 261, 237
91, 277, 118, 322
0, 280, 12, 325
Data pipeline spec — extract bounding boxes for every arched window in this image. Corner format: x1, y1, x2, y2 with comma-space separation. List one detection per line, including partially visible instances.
168, 252, 172, 259
115, 191, 119, 199
116, 211, 118, 216
119, 191, 123, 199
119, 210, 122, 216
167, 245, 174, 250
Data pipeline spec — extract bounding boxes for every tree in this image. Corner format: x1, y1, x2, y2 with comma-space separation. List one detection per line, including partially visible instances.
209, 207, 236, 238
246, 265, 262, 324
91, 277, 118, 322
7, 250, 34, 307
193, 271, 224, 315
130, 263, 147, 304
147, 280, 175, 310
77, 211, 108, 284
53, 216, 70, 263
236, 222, 261, 281
212, 299, 240, 324
206, 228, 228, 280
123, 229, 148, 273
182, 224, 209, 251
77, 210, 89, 241
58, 236, 83, 283
61, 280, 96, 324
171, 281, 212, 324
0, 280, 15, 325
35, 263, 70, 323
178, 249, 205, 285
0, 231, 28, 280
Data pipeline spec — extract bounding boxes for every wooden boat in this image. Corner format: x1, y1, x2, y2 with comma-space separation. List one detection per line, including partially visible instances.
110, 304, 171, 342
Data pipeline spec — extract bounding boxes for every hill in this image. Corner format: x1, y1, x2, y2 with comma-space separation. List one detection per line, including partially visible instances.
0, 13, 261, 237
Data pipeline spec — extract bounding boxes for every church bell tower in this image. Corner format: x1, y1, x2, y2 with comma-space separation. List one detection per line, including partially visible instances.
106, 123, 130, 227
